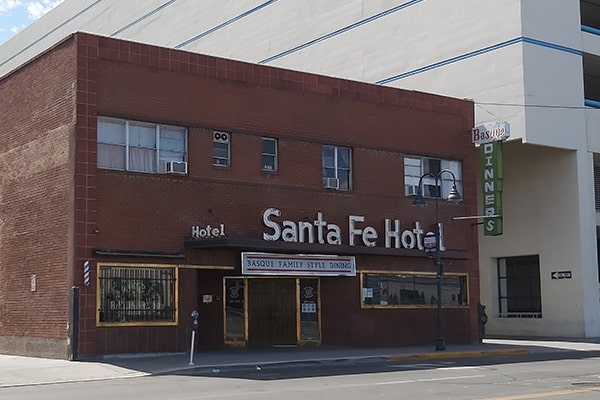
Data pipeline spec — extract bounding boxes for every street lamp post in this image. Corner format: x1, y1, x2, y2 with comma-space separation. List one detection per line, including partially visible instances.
412, 169, 461, 351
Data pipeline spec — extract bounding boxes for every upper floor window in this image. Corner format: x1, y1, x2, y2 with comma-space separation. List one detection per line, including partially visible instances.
322, 145, 352, 190
213, 131, 230, 167
97, 117, 186, 173
261, 137, 278, 172
404, 156, 462, 198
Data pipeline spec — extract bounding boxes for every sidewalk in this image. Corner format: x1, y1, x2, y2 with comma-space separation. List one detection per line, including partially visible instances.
1, 338, 599, 388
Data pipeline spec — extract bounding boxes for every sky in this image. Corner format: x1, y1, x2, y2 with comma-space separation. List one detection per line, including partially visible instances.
0, 0, 64, 45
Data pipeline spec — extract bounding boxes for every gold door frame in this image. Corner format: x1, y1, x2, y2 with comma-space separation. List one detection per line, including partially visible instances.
223, 276, 321, 346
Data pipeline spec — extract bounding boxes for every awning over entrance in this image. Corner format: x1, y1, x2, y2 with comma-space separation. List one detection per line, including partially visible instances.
184, 238, 471, 259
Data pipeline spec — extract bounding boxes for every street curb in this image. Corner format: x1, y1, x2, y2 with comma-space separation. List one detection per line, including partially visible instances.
0, 371, 150, 389
158, 349, 532, 375
389, 348, 530, 361
156, 355, 390, 375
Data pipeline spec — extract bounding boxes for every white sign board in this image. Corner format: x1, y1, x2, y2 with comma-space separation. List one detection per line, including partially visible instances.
472, 121, 510, 145
241, 252, 356, 276
301, 303, 317, 313
551, 271, 572, 279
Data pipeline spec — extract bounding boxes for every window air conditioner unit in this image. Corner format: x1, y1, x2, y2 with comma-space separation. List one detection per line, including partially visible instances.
213, 131, 229, 143
162, 161, 188, 175
406, 185, 419, 196
323, 177, 339, 189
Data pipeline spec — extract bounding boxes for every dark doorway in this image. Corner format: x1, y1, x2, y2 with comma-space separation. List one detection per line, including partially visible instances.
248, 279, 297, 345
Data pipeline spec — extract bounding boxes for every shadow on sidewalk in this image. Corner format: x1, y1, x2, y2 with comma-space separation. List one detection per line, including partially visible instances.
146, 348, 600, 381
89, 338, 600, 381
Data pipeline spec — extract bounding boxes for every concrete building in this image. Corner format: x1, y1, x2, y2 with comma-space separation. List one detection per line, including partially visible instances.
1, 0, 599, 343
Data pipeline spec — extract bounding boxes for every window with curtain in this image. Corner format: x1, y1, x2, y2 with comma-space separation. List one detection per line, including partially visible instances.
97, 117, 186, 173
97, 119, 126, 170
404, 156, 462, 198
128, 122, 156, 172
322, 145, 352, 190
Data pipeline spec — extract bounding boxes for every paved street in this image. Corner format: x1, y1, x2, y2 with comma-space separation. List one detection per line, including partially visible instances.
1, 353, 600, 400
1, 338, 600, 399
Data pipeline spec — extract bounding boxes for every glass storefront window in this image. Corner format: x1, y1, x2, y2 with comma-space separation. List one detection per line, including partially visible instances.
361, 272, 467, 308
299, 278, 320, 342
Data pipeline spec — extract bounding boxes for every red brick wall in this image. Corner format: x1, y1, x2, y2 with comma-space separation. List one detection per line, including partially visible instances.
83, 33, 478, 352
89, 42, 477, 254
0, 38, 77, 358
1, 32, 478, 357
73, 34, 100, 358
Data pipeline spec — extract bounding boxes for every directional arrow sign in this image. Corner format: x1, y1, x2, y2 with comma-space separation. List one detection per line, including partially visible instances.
551, 271, 572, 279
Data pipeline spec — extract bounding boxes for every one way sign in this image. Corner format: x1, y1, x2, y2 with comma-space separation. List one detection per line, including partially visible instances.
551, 271, 572, 279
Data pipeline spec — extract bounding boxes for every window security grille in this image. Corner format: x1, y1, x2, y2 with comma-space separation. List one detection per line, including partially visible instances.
98, 266, 176, 324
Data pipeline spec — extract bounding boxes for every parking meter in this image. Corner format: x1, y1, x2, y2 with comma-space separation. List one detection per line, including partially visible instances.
191, 310, 199, 331
477, 303, 487, 342
479, 304, 488, 325
189, 310, 199, 366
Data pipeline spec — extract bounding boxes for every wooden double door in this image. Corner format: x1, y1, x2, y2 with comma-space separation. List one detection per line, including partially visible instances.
247, 279, 297, 346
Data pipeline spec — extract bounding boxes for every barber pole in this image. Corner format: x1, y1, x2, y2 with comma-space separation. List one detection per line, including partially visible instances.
83, 260, 90, 286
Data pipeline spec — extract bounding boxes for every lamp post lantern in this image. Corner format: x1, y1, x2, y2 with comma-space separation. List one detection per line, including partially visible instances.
412, 169, 461, 351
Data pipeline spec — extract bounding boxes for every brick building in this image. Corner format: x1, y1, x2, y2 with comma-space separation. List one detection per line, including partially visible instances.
0, 32, 477, 359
